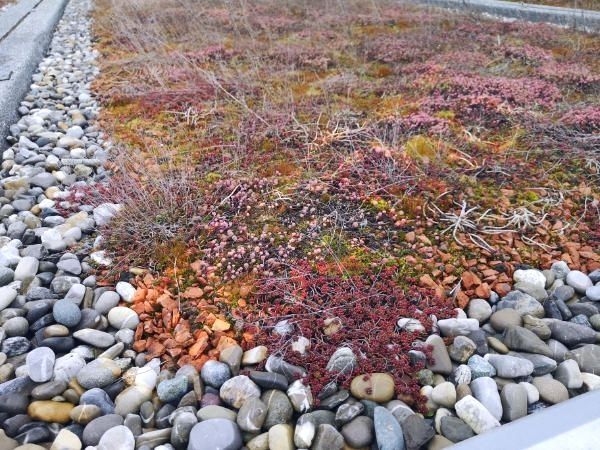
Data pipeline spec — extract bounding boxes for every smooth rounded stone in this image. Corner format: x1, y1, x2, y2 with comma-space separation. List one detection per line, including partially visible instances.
546, 339, 570, 364
0, 287, 17, 312
115, 386, 153, 416
0, 267, 14, 287
93, 291, 120, 315
287, 379, 313, 413
555, 359, 583, 389
417, 369, 434, 386
490, 308, 522, 332
467, 298, 492, 324
73, 329, 115, 348
261, 389, 293, 429
292, 413, 315, 447
76, 358, 122, 389
124, 414, 143, 437
107, 307, 139, 330
454, 395, 500, 435
264, 355, 306, 383
425, 335, 452, 375
200, 392, 220, 407
470, 377, 502, 421
201, 360, 231, 389
334, 399, 363, 426
56, 258, 82, 276
52, 300, 81, 328
158, 404, 176, 429
402, 414, 435, 450
551, 261, 570, 279
566, 270, 593, 294
502, 325, 552, 357
237, 397, 267, 432
269, 423, 296, 450
157, 376, 188, 403
453, 365, 472, 386
197, 405, 237, 422
518, 382, 539, 404
73, 309, 101, 331
32, 380, 67, 400
500, 383, 527, 422
350, 373, 395, 402
14, 257, 39, 281
80, 388, 115, 415
496, 291, 544, 318
485, 354, 534, 378
325, 347, 357, 376
115, 282, 136, 303
397, 317, 425, 333
532, 377, 569, 404
521, 314, 551, 340
140, 401, 155, 428
448, 336, 477, 363
581, 373, 600, 391
70, 404, 101, 425
440, 416, 474, 443
53, 353, 86, 383
437, 318, 479, 337
548, 320, 597, 348
553, 285, 576, 303
3, 317, 29, 337
220, 375, 260, 409
50, 428, 81, 450
467, 355, 496, 379
569, 344, 600, 373
171, 411, 197, 449
0, 363, 15, 383
27, 401, 74, 424
587, 285, 600, 302
2, 337, 30, 357
0, 393, 29, 414
249, 371, 288, 391
430, 382, 456, 409
43, 324, 70, 338
515, 281, 548, 302
374, 406, 404, 450
97, 425, 134, 450
514, 269, 546, 290
242, 346, 268, 366
83, 414, 124, 446
219, 345, 243, 375
311, 424, 343, 450
341, 415, 373, 448
188, 419, 242, 450
509, 351, 556, 376
3, 413, 31, 437
319, 389, 349, 410
486, 336, 508, 354
135, 428, 172, 448
26, 347, 55, 382
247, 432, 269, 450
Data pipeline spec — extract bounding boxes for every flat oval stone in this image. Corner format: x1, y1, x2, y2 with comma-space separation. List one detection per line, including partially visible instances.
26, 347, 55, 382
27, 401, 74, 424
73, 329, 115, 348
188, 418, 242, 450
350, 373, 395, 402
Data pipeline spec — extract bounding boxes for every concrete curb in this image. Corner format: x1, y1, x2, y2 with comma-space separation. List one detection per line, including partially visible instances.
0, 0, 69, 149
407, 0, 600, 32
450, 389, 600, 449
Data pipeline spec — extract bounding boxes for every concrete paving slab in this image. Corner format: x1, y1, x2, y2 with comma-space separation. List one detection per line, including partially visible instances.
0, 0, 68, 149
408, 0, 600, 32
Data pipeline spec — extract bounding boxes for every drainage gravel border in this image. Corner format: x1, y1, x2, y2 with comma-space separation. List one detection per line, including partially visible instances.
407, 0, 600, 32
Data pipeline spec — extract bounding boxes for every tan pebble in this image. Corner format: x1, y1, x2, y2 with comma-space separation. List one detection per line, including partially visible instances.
27, 401, 74, 424
350, 373, 395, 403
